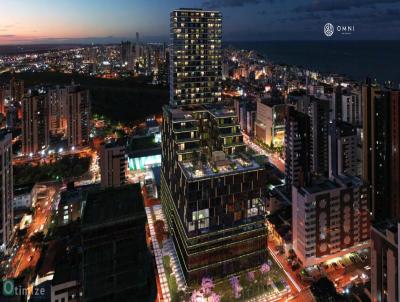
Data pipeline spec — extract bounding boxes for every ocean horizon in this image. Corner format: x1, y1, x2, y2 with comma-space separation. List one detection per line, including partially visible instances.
225, 40, 400, 87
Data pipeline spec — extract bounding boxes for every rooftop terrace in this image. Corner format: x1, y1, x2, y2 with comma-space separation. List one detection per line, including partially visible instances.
207, 106, 236, 118
180, 152, 262, 180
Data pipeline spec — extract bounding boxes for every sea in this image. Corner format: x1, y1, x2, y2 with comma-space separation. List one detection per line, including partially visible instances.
226, 41, 400, 87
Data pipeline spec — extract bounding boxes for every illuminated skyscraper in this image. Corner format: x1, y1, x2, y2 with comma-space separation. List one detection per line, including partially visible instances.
120, 40, 133, 69
22, 91, 49, 155
66, 85, 91, 148
48, 85, 69, 134
169, 8, 222, 106
10, 77, 24, 104
161, 9, 267, 284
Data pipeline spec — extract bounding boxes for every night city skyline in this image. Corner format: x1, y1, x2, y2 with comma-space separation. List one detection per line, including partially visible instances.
1, 0, 400, 44
1, 2, 400, 302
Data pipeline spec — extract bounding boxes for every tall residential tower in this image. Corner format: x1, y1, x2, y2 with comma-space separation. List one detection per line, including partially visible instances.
22, 90, 49, 155
161, 8, 267, 284
169, 8, 222, 106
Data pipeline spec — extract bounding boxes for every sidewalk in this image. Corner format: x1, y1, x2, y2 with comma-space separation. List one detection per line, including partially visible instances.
153, 204, 186, 291
146, 206, 171, 302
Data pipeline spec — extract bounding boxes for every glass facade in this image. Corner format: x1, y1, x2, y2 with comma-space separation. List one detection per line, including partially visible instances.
170, 9, 222, 106
161, 8, 268, 285
161, 105, 268, 284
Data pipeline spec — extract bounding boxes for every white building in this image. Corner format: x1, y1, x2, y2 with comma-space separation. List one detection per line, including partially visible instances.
342, 90, 362, 126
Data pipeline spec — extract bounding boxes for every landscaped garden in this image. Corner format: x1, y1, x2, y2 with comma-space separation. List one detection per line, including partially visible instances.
161, 259, 291, 302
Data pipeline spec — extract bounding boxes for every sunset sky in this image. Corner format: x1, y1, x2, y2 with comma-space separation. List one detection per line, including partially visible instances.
1, 0, 400, 44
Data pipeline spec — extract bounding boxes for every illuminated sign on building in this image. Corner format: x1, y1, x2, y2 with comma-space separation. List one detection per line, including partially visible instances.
128, 154, 161, 171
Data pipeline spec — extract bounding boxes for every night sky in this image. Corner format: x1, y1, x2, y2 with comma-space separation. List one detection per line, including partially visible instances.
1, 0, 400, 44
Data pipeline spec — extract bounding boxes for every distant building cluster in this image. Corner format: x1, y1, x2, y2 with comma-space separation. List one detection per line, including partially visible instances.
0, 34, 169, 85
0, 5, 399, 302
21, 83, 91, 156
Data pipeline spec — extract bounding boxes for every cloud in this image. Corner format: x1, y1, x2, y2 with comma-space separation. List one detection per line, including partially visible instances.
336, 8, 400, 25
296, 0, 400, 12
203, 0, 273, 9
0, 24, 14, 32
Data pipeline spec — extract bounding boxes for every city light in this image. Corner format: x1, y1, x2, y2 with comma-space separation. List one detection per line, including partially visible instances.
0, 3, 397, 302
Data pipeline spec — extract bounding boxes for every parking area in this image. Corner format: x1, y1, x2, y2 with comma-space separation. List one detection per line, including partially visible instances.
298, 248, 370, 293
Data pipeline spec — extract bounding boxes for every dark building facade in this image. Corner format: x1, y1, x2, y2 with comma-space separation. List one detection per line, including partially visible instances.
120, 41, 132, 65
390, 90, 400, 219
371, 221, 399, 302
81, 185, 156, 302
285, 106, 311, 189
100, 141, 126, 189
161, 105, 267, 284
362, 83, 400, 220
309, 97, 330, 177
22, 91, 49, 155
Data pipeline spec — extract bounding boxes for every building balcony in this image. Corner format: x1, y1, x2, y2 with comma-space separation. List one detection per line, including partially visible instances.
222, 141, 245, 148
175, 137, 200, 143
173, 126, 199, 133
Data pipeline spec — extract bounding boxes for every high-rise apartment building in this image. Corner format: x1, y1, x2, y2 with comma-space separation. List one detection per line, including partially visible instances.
255, 99, 286, 147
234, 98, 256, 137
285, 106, 311, 189
10, 77, 24, 119
362, 82, 400, 219
169, 8, 222, 106
329, 121, 358, 177
292, 175, 369, 267
0, 84, 5, 115
48, 85, 68, 134
161, 8, 267, 284
309, 97, 330, 177
0, 132, 13, 246
22, 91, 49, 155
135, 32, 140, 61
121, 40, 133, 69
371, 221, 399, 302
6, 106, 17, 129
66, 85, 91, 148
10, 77, 24, 104
390, 90, 400, 220
342, 89, 362, 127
100, 141, 126, 188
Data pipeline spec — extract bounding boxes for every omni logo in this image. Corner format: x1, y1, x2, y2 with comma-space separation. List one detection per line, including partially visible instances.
324, 23, 334, 37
